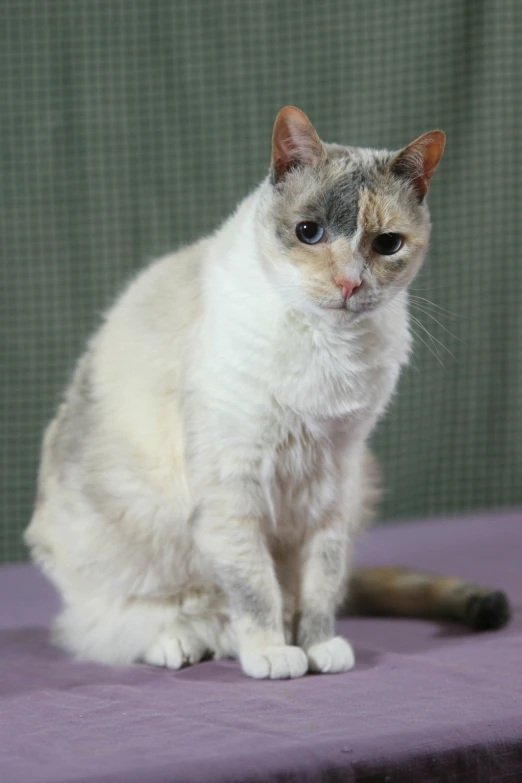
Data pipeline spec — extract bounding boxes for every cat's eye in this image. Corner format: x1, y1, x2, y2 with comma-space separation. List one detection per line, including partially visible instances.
372, 233, 403, 256
296, 221, 325, 245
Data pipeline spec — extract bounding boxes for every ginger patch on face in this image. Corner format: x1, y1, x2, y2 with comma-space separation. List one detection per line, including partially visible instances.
357, 187, 388, 236
285, 236, 355, 298
357, 185, 427, 286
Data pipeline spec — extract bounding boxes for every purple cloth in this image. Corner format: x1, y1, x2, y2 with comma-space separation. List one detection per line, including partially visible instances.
1, 510, 521, 783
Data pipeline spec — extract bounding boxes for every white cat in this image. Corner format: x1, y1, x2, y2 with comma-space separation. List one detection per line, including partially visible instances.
25, 107, 446, 678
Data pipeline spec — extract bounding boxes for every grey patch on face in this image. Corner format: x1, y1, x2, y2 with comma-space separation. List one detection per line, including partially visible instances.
275, 220, 296, 250
296, 611, 335, 649
222, 569, 277, 629
321, 146, 392, 236
322, 164, 376, 239
292, 161, 377, 246
270, 146, 394, 252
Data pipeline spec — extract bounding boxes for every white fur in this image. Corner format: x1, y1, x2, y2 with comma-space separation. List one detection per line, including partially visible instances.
25, 179, 414, 678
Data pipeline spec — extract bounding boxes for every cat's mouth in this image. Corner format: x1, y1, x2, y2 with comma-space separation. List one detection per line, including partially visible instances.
323, 295, 375, 315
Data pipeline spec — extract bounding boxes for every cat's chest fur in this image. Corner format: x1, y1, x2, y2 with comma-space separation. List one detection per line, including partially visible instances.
200, 277, 408, 428
193, 290, 409, 535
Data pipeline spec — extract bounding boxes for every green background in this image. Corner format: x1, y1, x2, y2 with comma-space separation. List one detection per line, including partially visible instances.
1, 0, 521, 562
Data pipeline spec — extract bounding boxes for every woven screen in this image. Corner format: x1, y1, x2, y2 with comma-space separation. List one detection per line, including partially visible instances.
1, 0, 521, 562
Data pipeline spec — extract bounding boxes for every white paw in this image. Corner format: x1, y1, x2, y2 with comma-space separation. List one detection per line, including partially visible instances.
240, 645, 308, 679
307, 636, 355, 674
143, 632, 206, 670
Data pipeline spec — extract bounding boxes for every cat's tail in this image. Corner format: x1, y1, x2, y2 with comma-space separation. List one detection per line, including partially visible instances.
347, 567, 511, 631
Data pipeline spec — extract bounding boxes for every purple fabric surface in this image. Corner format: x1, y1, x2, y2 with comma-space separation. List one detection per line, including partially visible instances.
1, 509, 521, 783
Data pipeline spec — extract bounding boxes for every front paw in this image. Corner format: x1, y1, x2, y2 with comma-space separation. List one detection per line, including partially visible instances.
240, 645, 308, 679
307, 636, 355, 674
143, 632, 207, 670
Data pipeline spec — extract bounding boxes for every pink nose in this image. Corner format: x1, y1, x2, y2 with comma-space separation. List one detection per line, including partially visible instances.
336, 277, 361, 300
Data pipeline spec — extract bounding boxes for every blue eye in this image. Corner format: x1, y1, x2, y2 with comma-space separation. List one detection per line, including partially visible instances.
296, 221, 325, 244
372, 233, 403, 255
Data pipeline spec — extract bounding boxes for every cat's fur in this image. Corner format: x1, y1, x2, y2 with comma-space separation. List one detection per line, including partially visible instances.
25, 107, 508, 680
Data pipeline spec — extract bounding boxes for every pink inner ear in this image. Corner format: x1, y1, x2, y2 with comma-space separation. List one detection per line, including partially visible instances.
276, 132, 300, 171
272, 107, 325, 180
279, 131, 299, 156
391, 130, 445, 200
422, 132, 446, 179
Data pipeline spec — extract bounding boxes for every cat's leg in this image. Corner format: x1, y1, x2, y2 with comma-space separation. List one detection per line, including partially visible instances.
296, 521, 355, 674
196, 516, 308, 680
273, 547, 300, 644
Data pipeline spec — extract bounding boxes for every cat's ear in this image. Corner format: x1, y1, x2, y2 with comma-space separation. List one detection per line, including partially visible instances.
390, 131, 446, 202
271, 106, 326, 183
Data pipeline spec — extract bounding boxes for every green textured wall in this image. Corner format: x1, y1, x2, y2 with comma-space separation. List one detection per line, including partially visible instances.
1, 0, 521, 561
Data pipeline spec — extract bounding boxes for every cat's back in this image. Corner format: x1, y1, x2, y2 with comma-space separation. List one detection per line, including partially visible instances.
28, 238, 209, 539
95, 236, 207, 383
58, 237, 207, 460
26, 236, 212, 583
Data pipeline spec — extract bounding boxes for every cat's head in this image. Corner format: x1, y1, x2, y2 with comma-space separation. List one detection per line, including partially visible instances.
258, 106, 445, 321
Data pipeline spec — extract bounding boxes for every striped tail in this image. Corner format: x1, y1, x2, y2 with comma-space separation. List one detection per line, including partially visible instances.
348, 567, 511, 631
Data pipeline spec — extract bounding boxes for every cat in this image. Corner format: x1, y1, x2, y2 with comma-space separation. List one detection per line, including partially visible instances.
25, 106, 510, 679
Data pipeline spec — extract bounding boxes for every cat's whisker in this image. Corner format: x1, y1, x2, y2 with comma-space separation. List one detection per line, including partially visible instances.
409, 314, 456, 362
410, 302, 463, 325
408, 320, 447, 368
410, 282, 455, 293
409, 303, 464, 343
385, 297, 456, 365
409, 295, 465, 320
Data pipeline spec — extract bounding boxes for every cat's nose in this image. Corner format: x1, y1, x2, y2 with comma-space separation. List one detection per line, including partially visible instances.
336, 277, 361, 300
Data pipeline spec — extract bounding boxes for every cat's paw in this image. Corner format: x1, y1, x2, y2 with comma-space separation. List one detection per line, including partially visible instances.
143, 632, 207, 670
240, 645, 308, 679
307, 636, 355, 674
